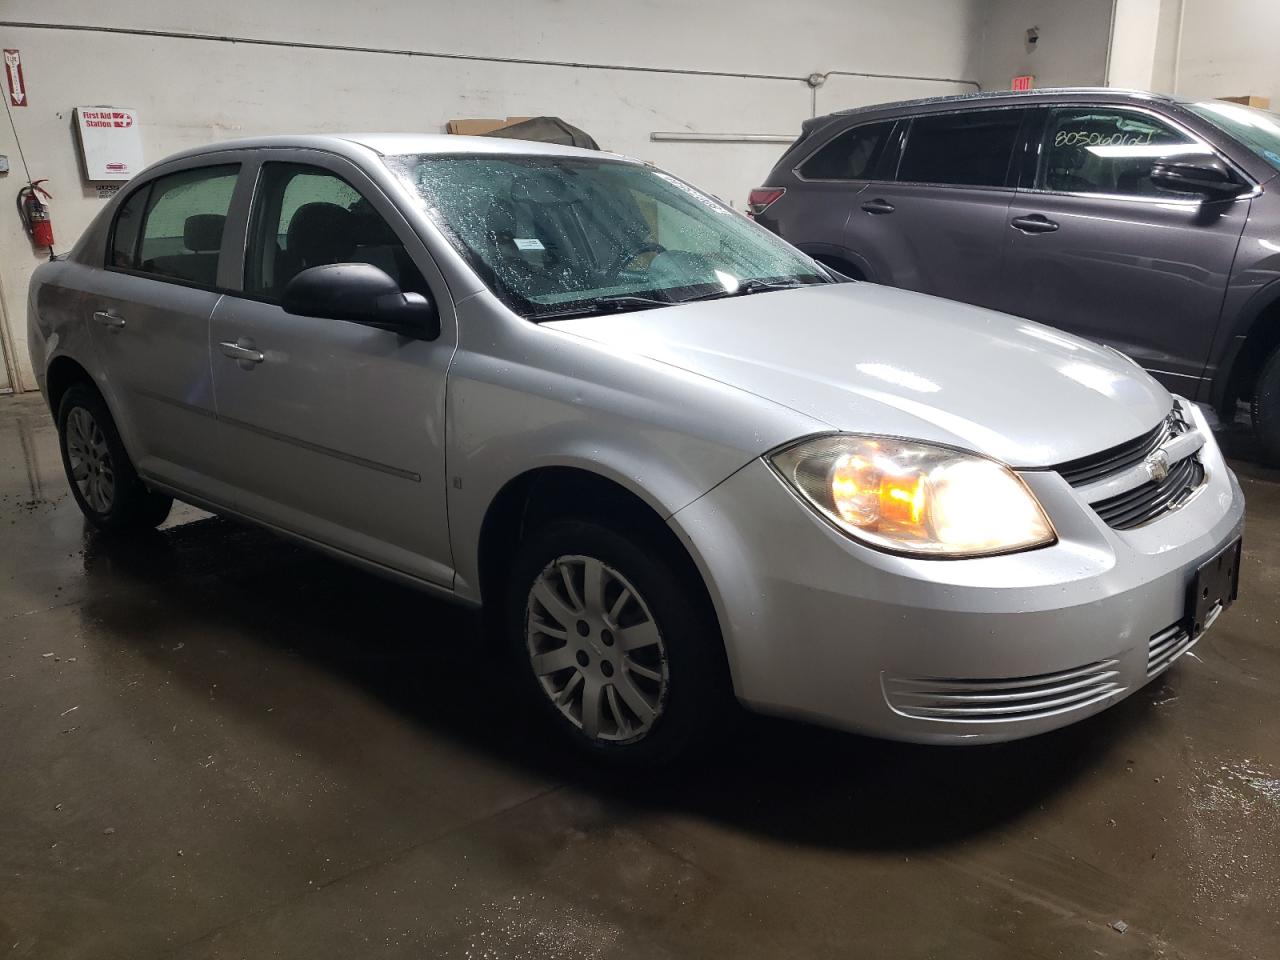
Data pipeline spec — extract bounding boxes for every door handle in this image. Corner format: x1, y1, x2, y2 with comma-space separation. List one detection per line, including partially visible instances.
861, 199, 896, 215
1011, 215, 1060, 234
93, 310, 126, 329
219, 339, 265, 365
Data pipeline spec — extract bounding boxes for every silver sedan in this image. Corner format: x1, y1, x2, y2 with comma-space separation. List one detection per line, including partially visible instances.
27, 134, 1245, 764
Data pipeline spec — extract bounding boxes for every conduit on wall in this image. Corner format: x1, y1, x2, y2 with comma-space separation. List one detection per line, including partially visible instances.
0, 20, 981, 123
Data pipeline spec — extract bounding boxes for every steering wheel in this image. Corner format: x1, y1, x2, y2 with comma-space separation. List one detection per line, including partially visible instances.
602, 241, 666, 282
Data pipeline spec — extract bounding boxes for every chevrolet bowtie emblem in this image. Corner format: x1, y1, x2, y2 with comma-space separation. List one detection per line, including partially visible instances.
1145, 449, 1170, 483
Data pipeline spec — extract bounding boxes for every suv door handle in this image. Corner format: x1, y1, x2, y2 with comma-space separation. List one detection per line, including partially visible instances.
93, 310, 126, 329
1011, 215, 1060, 234
219, 339, 265, 365
861, 199, 896, 215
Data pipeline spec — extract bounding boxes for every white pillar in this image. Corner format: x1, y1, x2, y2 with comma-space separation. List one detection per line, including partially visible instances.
1107, 0, 1165, 90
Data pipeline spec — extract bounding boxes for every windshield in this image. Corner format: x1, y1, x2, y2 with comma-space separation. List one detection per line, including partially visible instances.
1189, 100, 1280, 173
385, 153, 828, 318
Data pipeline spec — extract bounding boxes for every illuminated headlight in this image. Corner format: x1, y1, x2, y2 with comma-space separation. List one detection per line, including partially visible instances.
768, 435, 1056, 558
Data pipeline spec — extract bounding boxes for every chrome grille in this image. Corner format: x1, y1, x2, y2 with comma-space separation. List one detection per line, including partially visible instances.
1053, 405, 1205, 531
1056, 408, 1190, 488
883, 659, 1124, 723
1148, 623, 1194, 677
1091, 454, 1205, 530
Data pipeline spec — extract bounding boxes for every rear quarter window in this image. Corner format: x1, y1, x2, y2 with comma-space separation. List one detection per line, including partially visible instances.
798, 121, 895, 180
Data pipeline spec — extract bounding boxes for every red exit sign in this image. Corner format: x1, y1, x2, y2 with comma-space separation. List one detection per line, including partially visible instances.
1012, 75, 1035, 91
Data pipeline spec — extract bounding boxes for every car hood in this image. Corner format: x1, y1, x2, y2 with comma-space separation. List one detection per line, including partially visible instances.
543, 282, 1172, 468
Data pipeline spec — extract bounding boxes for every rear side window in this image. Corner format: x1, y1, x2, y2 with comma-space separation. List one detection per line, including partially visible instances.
1039, 107, 1206, 196
899, 109, 1024, 187
798, 121, 895, 180
244, 163, 428, 301
112, 165, 239, 287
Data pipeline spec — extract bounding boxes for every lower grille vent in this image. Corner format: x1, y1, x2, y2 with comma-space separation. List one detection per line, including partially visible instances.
883, 659, 1124, 723
1148, 623, 1194, 676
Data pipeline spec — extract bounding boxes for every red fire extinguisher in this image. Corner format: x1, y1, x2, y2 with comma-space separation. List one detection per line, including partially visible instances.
17, 179, 55, 252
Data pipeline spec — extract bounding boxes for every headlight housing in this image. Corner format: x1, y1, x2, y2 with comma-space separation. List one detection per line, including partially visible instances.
768, 435, 1056, 558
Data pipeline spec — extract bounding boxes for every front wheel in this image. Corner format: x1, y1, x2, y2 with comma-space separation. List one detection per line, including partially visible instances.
57, 383, 173, 531
506, 518, 732, 766
1253, 345, 1280, 465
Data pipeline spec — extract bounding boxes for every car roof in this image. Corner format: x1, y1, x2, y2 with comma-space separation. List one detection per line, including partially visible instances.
159, 133, 629, 165
813, 87, 1188, 125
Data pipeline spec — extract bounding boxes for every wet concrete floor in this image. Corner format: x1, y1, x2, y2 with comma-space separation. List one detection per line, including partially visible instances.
2, 391, 1279, 959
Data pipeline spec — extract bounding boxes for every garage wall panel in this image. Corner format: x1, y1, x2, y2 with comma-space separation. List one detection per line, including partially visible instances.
0, 1, 985, 391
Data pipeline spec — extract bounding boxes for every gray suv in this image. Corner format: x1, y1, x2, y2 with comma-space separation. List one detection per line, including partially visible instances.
752, 88, 1280, 461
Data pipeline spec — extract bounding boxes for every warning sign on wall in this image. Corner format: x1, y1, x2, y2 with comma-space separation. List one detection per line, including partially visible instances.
75, 107, 144, 181
4, 49, 26, 107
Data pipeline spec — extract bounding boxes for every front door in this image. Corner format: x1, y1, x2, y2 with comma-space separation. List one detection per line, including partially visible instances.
843, 107, 1026, 309
209, 156, 455, 586
87, 161, 241, 500
1002, 105, 1250, 392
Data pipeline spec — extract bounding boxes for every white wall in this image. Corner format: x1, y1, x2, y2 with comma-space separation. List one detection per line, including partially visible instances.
974, 0, 1116, 91
0, 0, 985, 391
1168, 0, 1280, 104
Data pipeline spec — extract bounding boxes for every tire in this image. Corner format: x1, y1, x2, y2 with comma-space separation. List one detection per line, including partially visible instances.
56, 383, 173, 532
505, 517, 732, 767
1253, 345, 1280, 466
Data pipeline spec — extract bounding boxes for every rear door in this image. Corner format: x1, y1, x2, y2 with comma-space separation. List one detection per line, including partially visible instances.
209, 152, 456, 586
842, 107, 1025, 308
770, 119, 898, 275
88, 158, 244, 501
1002, 104, 1251, 391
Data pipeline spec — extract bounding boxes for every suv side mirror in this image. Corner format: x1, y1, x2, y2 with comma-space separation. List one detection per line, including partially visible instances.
1150, 156, 1246, 199
281, 263, 441, 340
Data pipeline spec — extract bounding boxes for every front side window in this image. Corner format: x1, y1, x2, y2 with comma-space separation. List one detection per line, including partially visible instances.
245, 163, 428, 301
898, 109, 1024, 188
798, 121, 895, 180
1038, 108, 1208, 196
385, 154, 827, 318
1188, 100, 1280, 173
119, 165, 239, 286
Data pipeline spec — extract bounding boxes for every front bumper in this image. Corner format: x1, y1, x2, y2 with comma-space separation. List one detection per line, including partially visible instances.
669, 408, 1245, 744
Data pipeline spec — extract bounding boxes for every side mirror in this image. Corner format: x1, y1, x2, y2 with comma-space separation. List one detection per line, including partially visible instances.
1149, 156, 1246, 199
281, 263, 440, 340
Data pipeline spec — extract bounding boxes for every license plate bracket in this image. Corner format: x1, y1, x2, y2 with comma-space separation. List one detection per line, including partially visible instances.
1188, 538, 1241, 638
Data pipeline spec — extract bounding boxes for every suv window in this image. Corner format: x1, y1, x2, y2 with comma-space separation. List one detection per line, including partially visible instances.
113, 165, 239, 286
1039, 107, 1206, 196
798, 121, 895, 180
245, 163, 427, 301
899, 109, 1024, 188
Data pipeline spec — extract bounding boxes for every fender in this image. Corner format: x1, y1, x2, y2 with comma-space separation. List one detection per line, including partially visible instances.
1209, 276, 1280, 411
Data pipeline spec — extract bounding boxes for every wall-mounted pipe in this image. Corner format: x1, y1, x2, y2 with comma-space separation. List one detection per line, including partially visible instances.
2, 20, 981, 120
650, 132, 797, 144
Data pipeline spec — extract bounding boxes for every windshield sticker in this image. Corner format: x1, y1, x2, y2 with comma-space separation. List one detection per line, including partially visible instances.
1055, 129, 1158, 147
514, 238, 545, 251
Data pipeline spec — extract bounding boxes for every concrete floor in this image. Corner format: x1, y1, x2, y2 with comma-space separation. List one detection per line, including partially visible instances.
2, 392, 1279, 960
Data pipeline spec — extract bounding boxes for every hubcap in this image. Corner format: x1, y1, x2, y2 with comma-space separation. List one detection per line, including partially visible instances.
526, 555, 668, 743
65, 406, 115, 514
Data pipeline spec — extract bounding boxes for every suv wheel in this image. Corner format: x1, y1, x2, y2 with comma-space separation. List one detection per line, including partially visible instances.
57, 384, 173, 531
1253, 344, 1280, 465
506, 518, 731, 766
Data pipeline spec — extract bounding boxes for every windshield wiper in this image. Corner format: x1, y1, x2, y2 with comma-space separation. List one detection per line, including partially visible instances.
531, 294, 675, 322
679, 278, 815, 303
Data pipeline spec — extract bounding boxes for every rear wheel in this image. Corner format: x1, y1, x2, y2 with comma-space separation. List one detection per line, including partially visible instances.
57, 383, 172, 531
1252, 344, 1280, 465
506, 518, 732, 766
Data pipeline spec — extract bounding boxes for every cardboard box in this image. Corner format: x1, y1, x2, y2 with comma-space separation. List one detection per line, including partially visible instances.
446, 116, 533, 136
1219, 95, 1271, 109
